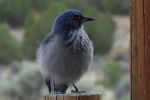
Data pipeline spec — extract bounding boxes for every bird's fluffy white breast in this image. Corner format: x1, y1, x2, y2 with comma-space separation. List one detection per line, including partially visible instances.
66, 26, 90, 52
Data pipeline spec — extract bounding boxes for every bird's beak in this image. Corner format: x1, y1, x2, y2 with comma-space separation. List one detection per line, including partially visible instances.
82, 16, 95, 22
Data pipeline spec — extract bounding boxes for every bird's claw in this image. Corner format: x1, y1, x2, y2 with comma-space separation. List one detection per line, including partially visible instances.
71, 90, 86, 93
71, 83, 86, 93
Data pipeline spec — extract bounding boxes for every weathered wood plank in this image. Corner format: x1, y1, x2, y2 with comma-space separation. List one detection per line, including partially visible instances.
43, 93, 101, 100
131, 0, 150, 99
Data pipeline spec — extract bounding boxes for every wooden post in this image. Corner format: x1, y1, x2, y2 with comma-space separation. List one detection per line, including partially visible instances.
43, 93, 101, 100
131, 0, 150, 99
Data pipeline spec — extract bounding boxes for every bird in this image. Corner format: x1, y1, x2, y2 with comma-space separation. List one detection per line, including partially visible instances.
36, 9, 94, 94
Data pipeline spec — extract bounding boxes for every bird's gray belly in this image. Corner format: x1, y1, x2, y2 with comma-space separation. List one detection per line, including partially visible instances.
47, 48, 92, 84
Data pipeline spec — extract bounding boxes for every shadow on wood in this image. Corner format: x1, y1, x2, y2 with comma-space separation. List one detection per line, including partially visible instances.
43, 93, 101, 100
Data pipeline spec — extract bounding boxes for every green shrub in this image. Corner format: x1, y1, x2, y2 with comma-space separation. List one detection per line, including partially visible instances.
0, 62, 42, 100
24, 2, 115, 60
0, 0, 51, 26
84, 0, 130, 14
101, 0, 130, 14
85, 13, 115, 55
0, 0, 31, 26
103, 59, 122, 88
0, 0, 129, 26
121, 95, 130, 100
0, 24, 22, 64
30, 0, 50, 11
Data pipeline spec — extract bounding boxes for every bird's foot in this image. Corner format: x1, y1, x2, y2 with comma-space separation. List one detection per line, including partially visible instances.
71, 90, 86, 93
71, 83, 86, 93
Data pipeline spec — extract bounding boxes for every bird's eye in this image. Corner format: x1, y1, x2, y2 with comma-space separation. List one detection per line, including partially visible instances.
77, 16, 81, 19
74, 15, 81, 20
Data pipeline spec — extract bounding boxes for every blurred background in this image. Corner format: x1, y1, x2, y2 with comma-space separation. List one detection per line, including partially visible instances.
0, 0, 130, 100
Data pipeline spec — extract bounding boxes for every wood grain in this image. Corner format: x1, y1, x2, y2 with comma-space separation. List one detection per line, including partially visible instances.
131, 0, 150, 99
43, 93, 101, 100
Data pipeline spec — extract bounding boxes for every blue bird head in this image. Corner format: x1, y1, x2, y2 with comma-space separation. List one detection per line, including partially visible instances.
51, 9, 95, 34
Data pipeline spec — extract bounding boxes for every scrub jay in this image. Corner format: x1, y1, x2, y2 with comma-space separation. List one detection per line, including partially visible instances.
37, 9, 94, 94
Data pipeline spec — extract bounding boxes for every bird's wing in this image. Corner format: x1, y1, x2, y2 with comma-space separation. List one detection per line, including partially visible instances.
41, 32, 56, 45
36, 32, 56, 79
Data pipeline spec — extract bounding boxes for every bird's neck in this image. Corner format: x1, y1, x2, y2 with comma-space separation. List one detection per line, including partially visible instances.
64, 27, 90, 52
51, 25, 90, 51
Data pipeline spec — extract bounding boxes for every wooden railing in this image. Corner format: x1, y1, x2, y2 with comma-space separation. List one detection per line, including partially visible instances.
43, 93, 101, 100
131, 0, 150, 99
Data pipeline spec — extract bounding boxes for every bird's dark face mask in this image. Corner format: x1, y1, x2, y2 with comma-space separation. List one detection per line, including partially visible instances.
71, 14, 95, 29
